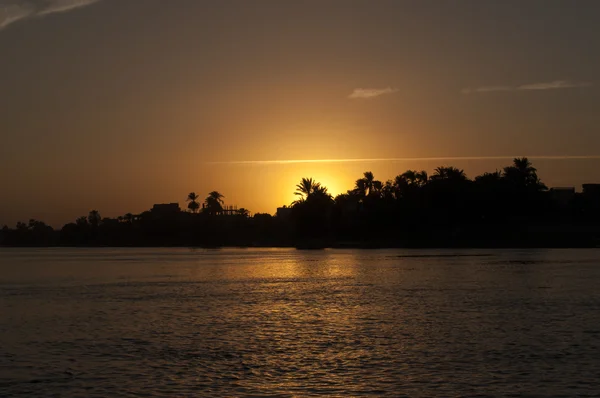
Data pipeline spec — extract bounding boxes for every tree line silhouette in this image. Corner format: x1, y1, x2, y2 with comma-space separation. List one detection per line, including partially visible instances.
2, 158, 600, 248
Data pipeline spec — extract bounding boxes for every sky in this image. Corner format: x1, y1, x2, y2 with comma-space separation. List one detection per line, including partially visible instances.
1, 0, 599, 226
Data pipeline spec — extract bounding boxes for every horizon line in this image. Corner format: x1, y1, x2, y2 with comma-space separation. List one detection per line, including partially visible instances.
208, 155, 600, 165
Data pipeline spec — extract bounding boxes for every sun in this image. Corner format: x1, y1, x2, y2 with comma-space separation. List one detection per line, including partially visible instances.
280, 168, 346, 207
314, 175, 342, 198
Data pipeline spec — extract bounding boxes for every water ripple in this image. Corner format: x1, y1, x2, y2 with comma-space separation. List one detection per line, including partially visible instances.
1, 248, 600, 396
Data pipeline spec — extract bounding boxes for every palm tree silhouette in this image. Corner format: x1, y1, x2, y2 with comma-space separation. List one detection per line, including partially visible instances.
294, 178, 322, 204
503, 157, 547, 191
415, 170, 428, 186
401, 170, 417, 184
385, 170, 429, 199
208, 191, 224, 204
431, 166, 467, 181
312, 184, 332, 199
186, 192, 200, 213
204, 191, 225, 215
475, 170, 502, 184
354, 171, 383, 197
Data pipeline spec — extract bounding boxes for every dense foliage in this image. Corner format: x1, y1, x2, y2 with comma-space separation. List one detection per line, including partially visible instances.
2, 158, 600, 248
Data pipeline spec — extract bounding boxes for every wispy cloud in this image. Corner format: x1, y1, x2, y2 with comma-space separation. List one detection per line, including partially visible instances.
0, 3, 34, 29
461, 86, 513, 94
37, 0, 99, 15
463, 80, 592, 94
349, 87, 397, 99
519, 80, 592, 90
209, 155, 600, 165
0, 0, 99, 30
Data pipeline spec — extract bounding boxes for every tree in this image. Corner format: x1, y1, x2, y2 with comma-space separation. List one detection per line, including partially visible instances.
186, 192, 200, 213
291, 179, 333, 241
501, 158, 548, 224
310, 185, 333, 202
475, 170, 502, 184
204, 191, 225, 215
294, 178, 322, 204
238, 208, 250, 217
385, 170, 429, 200
415, 170, 428, 186
503, 157, 547, 191
431, 166, 467, 181
124, 213, 134, 224
474, 171, 505, 219
88, 210, 101, 228
354, 171, 383, 198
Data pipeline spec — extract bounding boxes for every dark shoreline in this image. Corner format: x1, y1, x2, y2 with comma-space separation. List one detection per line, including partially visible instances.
2, 242, 599, 249
3, 159, 600, 250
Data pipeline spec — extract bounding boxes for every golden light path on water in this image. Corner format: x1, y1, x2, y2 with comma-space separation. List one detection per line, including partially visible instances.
3, 248, 600, 395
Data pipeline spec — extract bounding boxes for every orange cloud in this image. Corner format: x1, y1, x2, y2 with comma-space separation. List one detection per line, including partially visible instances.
348, 87, 397, 99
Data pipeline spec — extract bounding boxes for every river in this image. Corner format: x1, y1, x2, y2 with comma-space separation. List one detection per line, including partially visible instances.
1, 248, 599, 396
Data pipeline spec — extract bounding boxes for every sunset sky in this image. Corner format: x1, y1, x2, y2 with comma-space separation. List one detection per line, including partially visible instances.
1, 0, 599, 226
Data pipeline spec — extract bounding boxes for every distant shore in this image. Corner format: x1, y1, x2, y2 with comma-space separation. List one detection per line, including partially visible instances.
3, 159, 600, 250
2, 240, 599, 249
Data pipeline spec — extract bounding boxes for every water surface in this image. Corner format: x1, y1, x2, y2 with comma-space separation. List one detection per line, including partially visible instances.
1, 248, 600, 396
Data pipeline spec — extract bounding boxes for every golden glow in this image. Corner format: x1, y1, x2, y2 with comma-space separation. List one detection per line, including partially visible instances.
3, 0, 599, 227
210, 155, 600, 165
279, 166, 347, 206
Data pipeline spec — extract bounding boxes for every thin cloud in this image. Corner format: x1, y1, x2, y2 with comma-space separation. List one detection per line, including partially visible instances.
461, 86, 512, 94
0, 3, 34, 29
519, 80, 592, 90
463, 80, 592, 94
349, 87, 397, 99
0, 0, 99, 30
209, 155, 600, 165
37, 0, 99, 16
